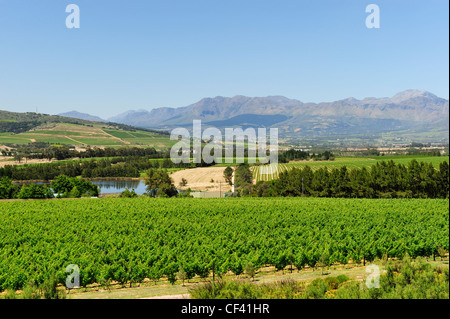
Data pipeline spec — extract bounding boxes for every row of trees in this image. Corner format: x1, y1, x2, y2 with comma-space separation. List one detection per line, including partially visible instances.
238, 160, 449, 199
0, 175, 99, 200
0, 156, 189, 181
0, 153, 218, 181
279, 150, 334, 163
2, 144, 164, 162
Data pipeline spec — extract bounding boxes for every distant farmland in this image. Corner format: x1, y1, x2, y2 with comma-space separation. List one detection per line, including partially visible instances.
0, 123, 174, 149
252, 156, 449, 182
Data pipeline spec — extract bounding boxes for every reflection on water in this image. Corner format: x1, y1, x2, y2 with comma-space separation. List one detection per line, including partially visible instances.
14, 179, 148, 195
93, 180, 147, 194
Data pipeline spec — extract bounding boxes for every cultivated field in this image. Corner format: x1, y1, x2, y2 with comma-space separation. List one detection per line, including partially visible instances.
0, 123, 174, 149
170, 166, 232, 192
252, 156, 450, 182
0, 197, 447, 293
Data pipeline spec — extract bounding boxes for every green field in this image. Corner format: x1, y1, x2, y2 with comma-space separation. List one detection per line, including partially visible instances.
252, 156, 450, 182
0, 123, 173, 149
0, 197, 447, 292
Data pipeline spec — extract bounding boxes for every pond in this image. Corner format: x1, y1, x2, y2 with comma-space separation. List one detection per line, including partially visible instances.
92, 180, 148, 195
14, 179, 149, 195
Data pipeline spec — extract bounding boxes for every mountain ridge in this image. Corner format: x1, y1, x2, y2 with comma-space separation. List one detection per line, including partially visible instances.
103, 90, 448, 136
58, 111, 105, 122
45, 90, 449, 139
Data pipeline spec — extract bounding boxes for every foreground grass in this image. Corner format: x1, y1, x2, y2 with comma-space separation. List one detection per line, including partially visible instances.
65, 259, 448, 299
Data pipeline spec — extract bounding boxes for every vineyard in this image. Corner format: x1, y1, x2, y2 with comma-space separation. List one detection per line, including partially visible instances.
252, 156, 449, 182
0, 197, 448, 292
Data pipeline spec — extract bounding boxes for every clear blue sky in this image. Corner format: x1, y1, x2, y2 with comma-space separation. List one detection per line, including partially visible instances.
0, 0, 448, 118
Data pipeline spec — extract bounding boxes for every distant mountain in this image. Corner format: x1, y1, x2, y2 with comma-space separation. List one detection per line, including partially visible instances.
107, 90, 449, 138
58, 111, 105, 122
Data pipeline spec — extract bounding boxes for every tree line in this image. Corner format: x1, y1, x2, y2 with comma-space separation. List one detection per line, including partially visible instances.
0, 175, 99, 200
237, 160, 449, 199
2, 144, 165, 162
0, 155, 215, 181
279, 149, 334, 163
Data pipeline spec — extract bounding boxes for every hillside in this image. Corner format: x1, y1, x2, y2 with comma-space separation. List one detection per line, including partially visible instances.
58, 111, 105, 122
106, 90, 449, 141
0, 110, 173, 150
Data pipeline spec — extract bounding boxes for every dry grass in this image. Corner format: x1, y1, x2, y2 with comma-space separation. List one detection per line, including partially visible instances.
170, 167, 233, 192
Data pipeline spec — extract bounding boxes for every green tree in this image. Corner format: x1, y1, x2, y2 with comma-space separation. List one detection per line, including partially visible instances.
177, 267, 188, 286
0, 177, 13, 199
50, 175, 72, 195
234, 163, 253, 188
144, 168, 178, 197
119, 188, 138, 198
17, 184, 54, 199
244, 262, 256, 281
223, 166, 234, 185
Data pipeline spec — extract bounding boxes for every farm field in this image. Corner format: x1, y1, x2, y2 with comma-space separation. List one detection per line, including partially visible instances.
169, 166, 232, 192
0, 197, 448, 292
0, 123, 174, 149
252, 156, 450, 182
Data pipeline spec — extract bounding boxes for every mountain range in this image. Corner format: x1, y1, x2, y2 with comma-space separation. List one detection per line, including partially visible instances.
58, 90, 449, 138
58, 111, 105, 123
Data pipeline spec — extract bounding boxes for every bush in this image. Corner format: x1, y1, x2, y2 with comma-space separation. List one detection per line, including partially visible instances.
325, 277, 340, 290
244, 262, 256, 280
51, 175, 99, 198
21, 280, 41, 299
17, 184, 54, 199
305, 278, 328, 299
40, 275, 66, 299
336, 274, 350, 284
119, 188, 138, 198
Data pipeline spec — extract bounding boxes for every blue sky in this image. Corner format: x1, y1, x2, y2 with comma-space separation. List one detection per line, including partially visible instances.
0, 0, 448, 118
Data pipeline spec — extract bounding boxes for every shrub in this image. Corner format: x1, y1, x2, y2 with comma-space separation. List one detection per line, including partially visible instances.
17, 184, 54, 199
325, 277, 340, 290
119, 188, 138, 198
336, 274, 350, 284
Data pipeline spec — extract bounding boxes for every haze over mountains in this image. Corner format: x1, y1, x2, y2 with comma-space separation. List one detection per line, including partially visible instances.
58, 111, 105, 123
58, 90, 449, 138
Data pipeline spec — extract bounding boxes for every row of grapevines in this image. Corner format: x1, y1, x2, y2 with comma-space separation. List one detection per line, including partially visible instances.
0, 197, 448, 291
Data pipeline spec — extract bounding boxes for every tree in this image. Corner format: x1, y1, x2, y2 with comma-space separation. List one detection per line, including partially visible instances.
294, 250, 307, 272
148, 267, 161, 285
244, 262, 256, 281
17, 184, 54, 199
437, 161, 449, 198
179, 178, 188, 187
234, 163, 253, 188
144, 169, 178, 197
274, 252, 288, 272
50, 175, 72, 195
177, 267, 188, 286
0, 177, 13, 199
119, 188, 138, 198
14, 152, 23, 164
223, 166, 234, 185
40, 275, 66, 299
